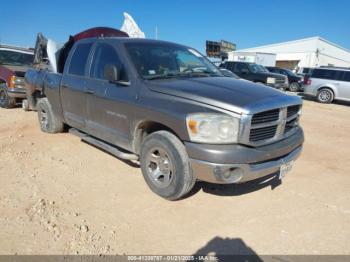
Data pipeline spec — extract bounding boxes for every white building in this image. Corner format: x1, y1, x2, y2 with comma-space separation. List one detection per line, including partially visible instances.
232, 36, 350, 70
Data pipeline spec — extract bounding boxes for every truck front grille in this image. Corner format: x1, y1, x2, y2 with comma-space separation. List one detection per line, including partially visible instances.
250, 125, 278, 142
284, 118, 299, 134
251, 109, 279, 125
276, 78, 286, 84
248, 105, 301, 144
287, 105, 300, 118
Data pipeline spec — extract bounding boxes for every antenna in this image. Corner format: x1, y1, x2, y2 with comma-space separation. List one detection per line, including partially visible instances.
155, 26, 158, 40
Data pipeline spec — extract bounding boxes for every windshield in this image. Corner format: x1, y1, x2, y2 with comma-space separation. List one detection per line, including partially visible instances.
0, 50, 34, 66
125, 43, 222, 80
248, 63, 268, 73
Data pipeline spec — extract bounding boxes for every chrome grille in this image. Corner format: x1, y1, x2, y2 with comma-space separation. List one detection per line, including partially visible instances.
251, 109, 279, 125
284, 118, 298, 134
247, 104, 301, 144
276, 78, 286, 84
249, 125, 277, 142
287, 105, 300, 118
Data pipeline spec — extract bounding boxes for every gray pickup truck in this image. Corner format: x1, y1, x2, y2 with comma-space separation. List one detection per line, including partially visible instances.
25, 35, 304, 200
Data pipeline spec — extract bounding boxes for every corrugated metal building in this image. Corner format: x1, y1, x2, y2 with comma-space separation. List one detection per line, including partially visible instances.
232, 37, 350, 69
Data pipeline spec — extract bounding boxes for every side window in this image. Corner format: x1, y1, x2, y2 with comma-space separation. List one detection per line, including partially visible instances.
312, 69, 342, 80
68, 43, 93, 76
234, 63, 248, 73
342, 71, 350, 82
280, 70, 288, 76
227, 62, 234, 71
91, 43, 127, 81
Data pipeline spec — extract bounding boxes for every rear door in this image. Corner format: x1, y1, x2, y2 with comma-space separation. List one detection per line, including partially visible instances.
339, 71, 350, 99
85, 41, 135, 149
61, 42, 93, 130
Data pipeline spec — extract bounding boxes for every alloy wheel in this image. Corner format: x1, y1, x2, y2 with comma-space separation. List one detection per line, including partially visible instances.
146, 147, 174, 188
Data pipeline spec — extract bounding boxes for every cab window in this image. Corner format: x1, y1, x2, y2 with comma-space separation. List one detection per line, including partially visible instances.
91, 43, 128, 81
68, 43, 93, 76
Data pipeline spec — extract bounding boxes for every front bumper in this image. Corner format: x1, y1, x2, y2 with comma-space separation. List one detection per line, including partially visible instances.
7, 87, 26, 98
187, 128, 304, 184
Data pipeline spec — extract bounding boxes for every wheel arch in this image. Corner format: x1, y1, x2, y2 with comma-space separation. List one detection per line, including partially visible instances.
317, 85, 337, 98
132, 120, 182, 154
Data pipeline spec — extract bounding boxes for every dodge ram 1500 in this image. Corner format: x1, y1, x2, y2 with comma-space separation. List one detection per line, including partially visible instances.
25, 30, 304, 200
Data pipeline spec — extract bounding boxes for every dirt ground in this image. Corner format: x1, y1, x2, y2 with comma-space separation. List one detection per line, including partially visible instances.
0, 97, 350, 256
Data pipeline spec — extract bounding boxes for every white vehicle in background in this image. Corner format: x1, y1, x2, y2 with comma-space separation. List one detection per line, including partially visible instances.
303, 67, 350, 103
228, 51, 276, 67
296, 67, 313, 77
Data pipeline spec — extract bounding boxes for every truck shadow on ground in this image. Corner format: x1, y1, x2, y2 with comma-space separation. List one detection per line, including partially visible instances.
187, 172, 282, 198
190, 237, 262, 262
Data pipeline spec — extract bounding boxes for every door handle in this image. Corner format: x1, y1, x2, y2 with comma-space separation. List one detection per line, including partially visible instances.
86, 89, 94, 94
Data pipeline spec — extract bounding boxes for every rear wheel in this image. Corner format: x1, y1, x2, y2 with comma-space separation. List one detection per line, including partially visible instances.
0, 86, 16, 108
317, 88, 334, 104
140, 131, 196, 200
289, 82, 300, 92
37, 98, 64, 133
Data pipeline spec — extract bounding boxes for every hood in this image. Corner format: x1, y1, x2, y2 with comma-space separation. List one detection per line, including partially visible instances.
147, 77, 301, 115
1, 64, 31, 77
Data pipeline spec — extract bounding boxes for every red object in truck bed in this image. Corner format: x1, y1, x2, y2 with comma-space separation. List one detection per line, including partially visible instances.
73, 27, 129, 41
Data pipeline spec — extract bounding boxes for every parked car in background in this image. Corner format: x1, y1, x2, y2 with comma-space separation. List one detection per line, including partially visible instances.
296, 67, 313, 77
220, 61, 288, 90
266, 66, 303, 92
0, 45, 34, 108
303, 67, 350, 103
25, 29, 304, 200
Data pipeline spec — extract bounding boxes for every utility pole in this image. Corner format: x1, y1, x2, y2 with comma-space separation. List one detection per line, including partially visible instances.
155, 26, 158, 40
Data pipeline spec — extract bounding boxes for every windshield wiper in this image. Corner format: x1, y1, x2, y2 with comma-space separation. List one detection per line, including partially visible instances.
145, 73, 180, 80
145, 70, 221, 80
182, 69, 221, 78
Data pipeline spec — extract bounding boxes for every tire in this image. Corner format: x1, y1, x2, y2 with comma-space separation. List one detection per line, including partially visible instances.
289, 82, 300, 92
37, 97, 64, 133
22, 99, 30, 111
0, 85, 16, 108
140, 131, 196, 200
317, 88, 334, 104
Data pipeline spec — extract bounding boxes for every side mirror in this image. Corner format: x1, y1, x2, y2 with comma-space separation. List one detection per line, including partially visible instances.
241, 68, 249, 74
104, 64, 120, 83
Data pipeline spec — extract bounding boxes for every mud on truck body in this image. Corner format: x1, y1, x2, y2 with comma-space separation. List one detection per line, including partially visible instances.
25, 28, 304, 200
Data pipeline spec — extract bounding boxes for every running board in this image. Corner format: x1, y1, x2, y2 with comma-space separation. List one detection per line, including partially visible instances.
69, 128, 139, 161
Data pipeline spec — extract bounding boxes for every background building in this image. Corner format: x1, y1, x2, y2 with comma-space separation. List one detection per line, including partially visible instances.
230, 37, 350, 70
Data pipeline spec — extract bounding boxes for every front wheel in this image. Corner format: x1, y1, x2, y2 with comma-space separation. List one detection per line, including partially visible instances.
317, 88, 334, 104
289, 82, 300, 92
140, 131, 196, 200
0, 86, 16, 108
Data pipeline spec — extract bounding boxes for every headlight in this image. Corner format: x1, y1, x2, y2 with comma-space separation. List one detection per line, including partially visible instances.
186, 113, 240, 144
266, 77, 276, 84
